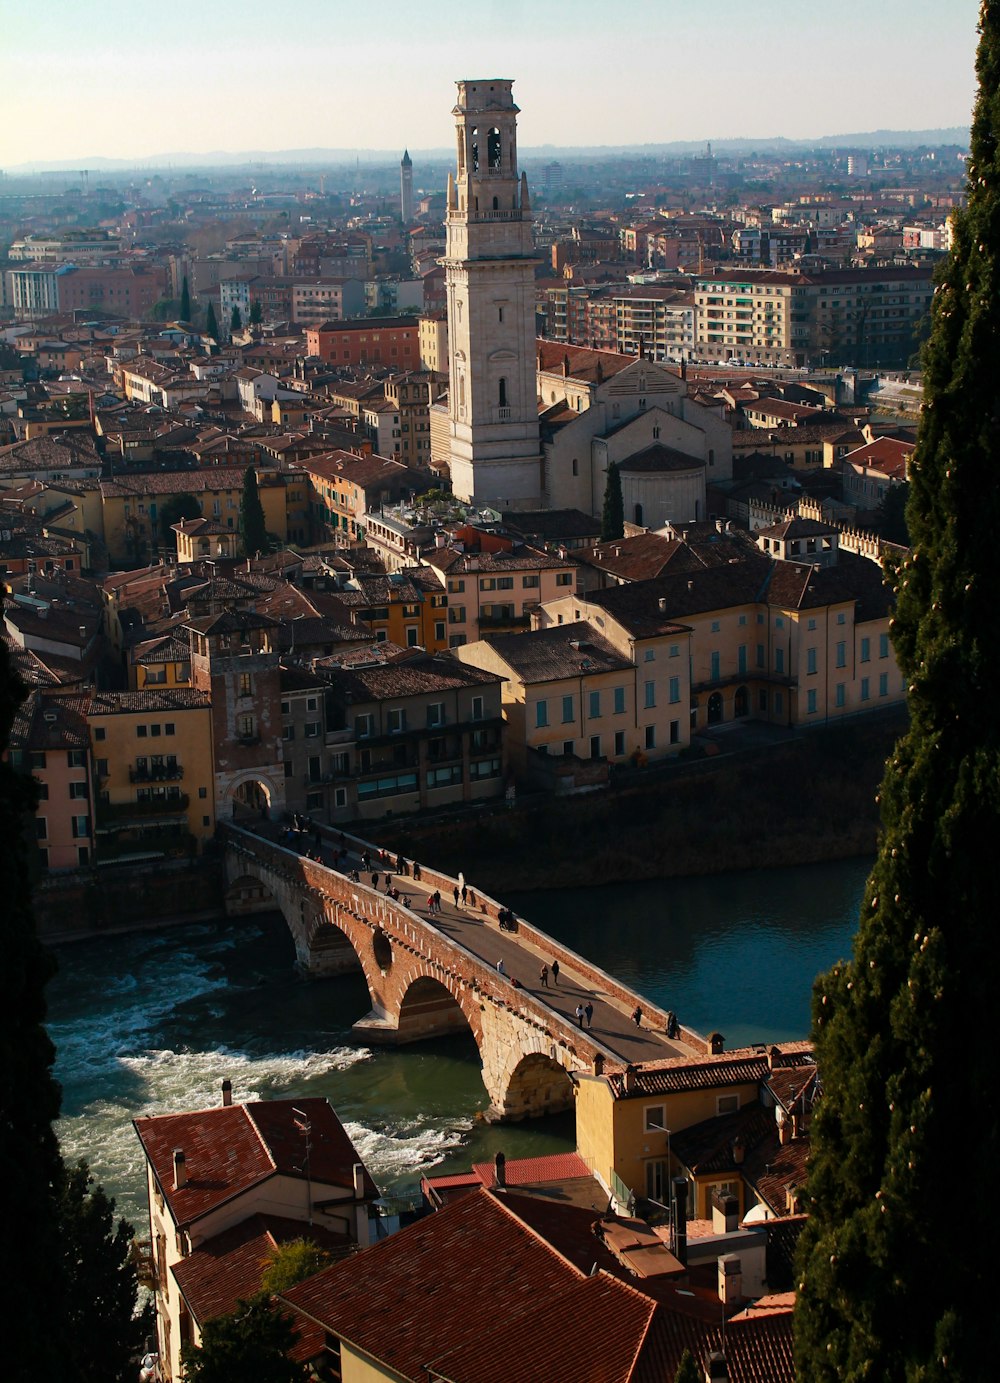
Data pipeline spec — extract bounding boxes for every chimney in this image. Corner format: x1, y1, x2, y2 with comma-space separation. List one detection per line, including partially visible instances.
221, 1079, 232, 1106
732, 1136, 745, 1167
658, 597, 668, 613
623, 1064, 637, 1094
718, 1253, 743, 1305
672, 1176, 688, 1265
777, 1109, 790, 1145
353, 1162, 365, 1199
786, 1183, 802, 1215
791, 1111, 802, 1140
709, 1032, 725, 1055
494, 1151, 506, 1187
705, 1350, 729, 1381
713, 1189, 741, 1234
173, 1149, 187, 1190
593, 1052, 605, 1077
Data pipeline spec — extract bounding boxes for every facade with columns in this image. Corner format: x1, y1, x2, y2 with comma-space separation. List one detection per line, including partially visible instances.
443, 79, 543, 510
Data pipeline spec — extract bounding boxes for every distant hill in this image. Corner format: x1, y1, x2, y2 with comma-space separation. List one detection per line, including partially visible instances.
5, 129, 969, 174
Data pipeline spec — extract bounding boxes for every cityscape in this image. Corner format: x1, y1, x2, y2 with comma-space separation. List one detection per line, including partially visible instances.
1, 3, 992, 1380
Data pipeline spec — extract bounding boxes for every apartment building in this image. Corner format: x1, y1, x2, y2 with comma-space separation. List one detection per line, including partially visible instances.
305, 316, 420, 369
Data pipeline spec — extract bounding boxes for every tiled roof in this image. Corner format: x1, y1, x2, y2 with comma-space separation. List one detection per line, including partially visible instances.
482, 622, 635, 683
171, 1213, 352, 1327
330, 652, 503, 702
618, 443, 705, 474
608, 1052, 771, 1098
87, 688, 210, 715
505, 509, 602, 542
134, 1097, 377, 1229
670, 1104, 776, 1176
470, 1152, 592, 1187
757, 516, 835, 540
536, 339, 635, 383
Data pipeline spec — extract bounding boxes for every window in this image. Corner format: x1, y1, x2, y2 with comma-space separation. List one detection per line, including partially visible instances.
711, 620, 721, 633
807, 647, 817, 675
36, 817, 48, 840
305, 722, 321, 738
613, 687, 626, 715
717, 1094, 739, 1115
69, 781, 88, 799
151, 724, 161, 738
668, 676, 680, 704
563, 740, 575, 756
836, 641, 846, 669
807, 617, 817, 631
94, 727, 106, 742
239, 672, 252, 696
879, 673, 889, 697
775, 616, 785, 629
644, 681, 656, 709
756, 643, 765, 669
387, 709, 407, 734
435, 621, 445, 641
710, 652, 720, 681
590, 735, 601, 759
67, 749, 87, 768
879, 633, 890, 658
670, 719, 680, 745
589, 691, 601, 719
775, 648, 785, 674
72, 816, 90, 839
837, 612, 846, 625
614, 731, 625, 755
238, 714, 255, 739
562, 695, 574, 723
555, 572, 573, 587
807, 689, 818, 714
646, 649, 657, 663
136, 725, 148, 738
835, 683, 846, 708
644, 725, 656, 750
644, 1104, 666, 1133
449, 579, 465, 594
283, 724, 296, 742
535, 700, 549, 728
471, 696, 484, 721
406, 627, 419, 647
861, 677, 870, 701
522, 575, 539, 589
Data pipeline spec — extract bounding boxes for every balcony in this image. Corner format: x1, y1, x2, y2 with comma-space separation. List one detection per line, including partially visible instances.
129, 761, 183, 784
97, 793, 189, 824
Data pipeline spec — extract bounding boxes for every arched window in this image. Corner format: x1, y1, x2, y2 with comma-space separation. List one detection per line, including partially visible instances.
572, 458, 579, 477
634, 503, 644, 525
488, 127, 502, 170
498, 377, 508, 407
493, 196, 499, 210
470, 129, 479, 173
458, 374, 466, 408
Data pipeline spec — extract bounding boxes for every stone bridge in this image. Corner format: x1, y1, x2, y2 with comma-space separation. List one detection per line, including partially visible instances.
221, 823, 712, 1121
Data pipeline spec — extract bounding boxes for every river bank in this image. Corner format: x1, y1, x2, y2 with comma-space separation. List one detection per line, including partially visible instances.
376, 713, 903, 894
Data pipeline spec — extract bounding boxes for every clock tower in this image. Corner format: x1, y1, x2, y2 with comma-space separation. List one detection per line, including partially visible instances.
444, 80, 541, 509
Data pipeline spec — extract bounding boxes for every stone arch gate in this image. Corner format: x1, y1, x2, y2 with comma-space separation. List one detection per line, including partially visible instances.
221, 828, 616, 1121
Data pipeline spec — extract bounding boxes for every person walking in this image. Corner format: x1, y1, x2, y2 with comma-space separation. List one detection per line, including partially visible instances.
453, 885, 460, 908
585, 1001, 594, 1029
632, 1005, 643, 1027
461, 884, 468, 906
540, 964, 549, 988
433, 889, 442, 914
576, 1004, 585, 1029
497, 958, 506, 976
551, 959, 560, 985
372, 872, 379, 890
468, 889, 477, 910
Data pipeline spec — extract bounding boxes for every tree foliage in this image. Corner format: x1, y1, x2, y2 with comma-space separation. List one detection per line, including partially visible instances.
873, 480, 911, 547
600, 460, 624, 541
180, 276, 191, 322
249, 299, 263, 327
206, 301, 220, 343
181, 1297, 306, 1383
231, 305, 243, 334
58, 1160, 151, 1382
673, 1349, 701, 1383
259, 1238, 333, 1296
794, 8, 1000, 1379
239, 466, 268, 558
159, 492, 203, 543
0, 640, 65, 1379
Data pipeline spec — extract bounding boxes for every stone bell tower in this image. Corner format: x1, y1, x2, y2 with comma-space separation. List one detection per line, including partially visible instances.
443, 79, 541, 509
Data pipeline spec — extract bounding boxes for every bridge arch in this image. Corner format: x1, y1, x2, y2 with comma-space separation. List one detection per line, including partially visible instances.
498, 1050, 576, 1122
396, 974, 476, 1044
226, 771, 282, 821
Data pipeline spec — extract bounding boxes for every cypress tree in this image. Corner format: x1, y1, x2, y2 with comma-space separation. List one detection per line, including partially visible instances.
795, 9, 1000, 1379
239, 466, 269, 558
600, 460, 624, 540
231, 304, 243, 334
180, 275, 191, 322
206, 301, 220, 343
249, 299, 263, 327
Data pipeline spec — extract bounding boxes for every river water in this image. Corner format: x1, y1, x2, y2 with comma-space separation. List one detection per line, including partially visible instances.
47, 856, 870, 1229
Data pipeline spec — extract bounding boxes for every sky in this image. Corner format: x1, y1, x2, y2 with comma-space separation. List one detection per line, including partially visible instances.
1, 0, 982, 168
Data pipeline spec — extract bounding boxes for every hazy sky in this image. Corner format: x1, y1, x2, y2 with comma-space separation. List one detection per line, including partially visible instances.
2, 0, 981, 167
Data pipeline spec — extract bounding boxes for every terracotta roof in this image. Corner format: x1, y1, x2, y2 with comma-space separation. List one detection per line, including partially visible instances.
171, 1213, 353, 1327
134, 1097, 378, 1229
482, 622, 635, 683
87, 688, 210, 715
618, 443, 706, 474
329, 652, 503, 703
470, 1152, 593, 1187
536, 339, 636, 384
608, 1052, 772, 1099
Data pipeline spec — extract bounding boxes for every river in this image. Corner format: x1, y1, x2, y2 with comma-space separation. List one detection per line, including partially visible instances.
47, 856, 870, 1229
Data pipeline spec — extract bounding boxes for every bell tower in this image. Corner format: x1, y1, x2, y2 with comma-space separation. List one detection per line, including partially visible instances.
444, 79, 541, 509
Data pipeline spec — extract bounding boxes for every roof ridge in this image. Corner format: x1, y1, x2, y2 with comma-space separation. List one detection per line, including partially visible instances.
242, 1102, 279, 1175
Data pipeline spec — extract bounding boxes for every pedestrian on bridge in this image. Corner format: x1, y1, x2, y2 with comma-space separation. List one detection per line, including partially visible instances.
551, 960, 560, 985
632, 1005, 643, 1028
461, 884, 468, 906
540, 964, 549, 988
497, 958, 506, 976
433, 890, 442, 913
585, 1001, 594, 1029
576, 1004, 585, 1028
372, 873, 379, 890
453, 885, 460, 908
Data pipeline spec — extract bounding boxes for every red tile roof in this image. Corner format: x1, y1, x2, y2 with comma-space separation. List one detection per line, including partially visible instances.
133, 1097, 377, 1229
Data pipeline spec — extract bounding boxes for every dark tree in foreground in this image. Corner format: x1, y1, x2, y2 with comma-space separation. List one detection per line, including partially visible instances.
231, 305, 243, 334
673, 1349, 701, 1383
180, 276, 191, 322
0, 641, 65, 1378
159, 492, 202, 545
239, 466, 268, 558
600, 460, 624, 541
182, 1297, 305, 1383
795, 8, 1000, 1379
58, 1160, 151, 1382
873, 480, 911, 546
206, 301, 220, 343
249, 298, 263, 327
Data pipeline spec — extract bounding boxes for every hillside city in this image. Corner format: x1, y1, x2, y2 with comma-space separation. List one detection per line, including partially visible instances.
1, 74, 961, 1383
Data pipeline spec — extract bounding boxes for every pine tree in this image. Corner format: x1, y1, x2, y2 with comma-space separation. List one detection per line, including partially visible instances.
180, 276, 191, 322
673, 1349, 701, 1383
182, 1297, 305, 1382
58, 1160, 151, 1382
0, 641, 66, 1378
600, 461, 624, 541
795, 9, 1000, 1379
231, 305, 243, 335
239, 466, 269, 558
206, 301, 220, 343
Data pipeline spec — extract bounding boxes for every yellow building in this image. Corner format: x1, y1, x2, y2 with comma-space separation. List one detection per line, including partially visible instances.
99, 466, 287, 566
128, 634, 193, 692
335, 569, 449, 652
87, 688, 215, 859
